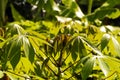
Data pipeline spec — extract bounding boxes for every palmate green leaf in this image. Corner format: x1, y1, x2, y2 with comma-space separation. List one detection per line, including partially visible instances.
61, 0, 84, 18
86, 8, 116, 21
81, 57, 96, 80
1, 37, 15, 69
22, 35, 35, 63
8, 36, 22, 69
10, 48, 21, 70
103, 56, 120, 70
28, 35, 52, 48
101, 34, 110, 51
28, 30, 46, 39
8, 23, 25, 35
71, 49, 77, 61
86, 0, 120, 21
97, 56, 120, 78
16, 57, 34, 74
13, 24, 25, 35
107, 9, 120, 19
73, 54, 91, 73
71, 36, 87, 61
79, 37, 87, 58
70, 0, 84, 18
111, 36, 120, 57
62, 0, 72, 7
102, 0, 120, 8
97, 57, 110, 76
45, 0, 60, 13
82, 37, 103, 56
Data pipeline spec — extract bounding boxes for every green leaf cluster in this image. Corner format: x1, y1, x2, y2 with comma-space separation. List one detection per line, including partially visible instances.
0, 0, 120, 80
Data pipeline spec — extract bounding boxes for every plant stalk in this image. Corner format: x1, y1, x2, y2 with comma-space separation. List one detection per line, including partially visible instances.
88, 0, 93, 14
57, 50, 63, 80
58, 66, 61, 80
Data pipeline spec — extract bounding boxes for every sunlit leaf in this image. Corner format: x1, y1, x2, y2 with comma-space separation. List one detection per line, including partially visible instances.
97, 56, 120, 79
102, 56, 120, 71
22, 35, 35, 63
62, 0, 72, 7
86, 8, 116, 21
107, 9, 120, 19
102, 0, 120, 8
47, 60, 57, 72
0, 71, 4, 78
5, 71, 23, 80
10, 24, 25, 35
81, 57, 95, 80
20, 57, 34, 73
70, 0, 84, 18
56, 16, 72, 23
42, 58, 49, 69
86, 0, 120, 21
0, 38, 6, 48
112, 36, 120, 57
28, 30, 46, 39
101, 34, 110, 51
97, 57, 110, 76
82, 37, 103, 56
2, 0, 120, 79
65, 54, 73, 65
28, 35, 51, 47
45, 0, 60, 13
61, 0, 84, 18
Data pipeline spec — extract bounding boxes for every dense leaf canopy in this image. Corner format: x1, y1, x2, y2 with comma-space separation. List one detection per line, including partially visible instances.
0, 0, 120, 79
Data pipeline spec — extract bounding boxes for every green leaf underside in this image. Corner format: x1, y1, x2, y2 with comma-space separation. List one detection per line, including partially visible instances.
98, 57, 110, 76
81, 57, 95, 80
23, 35, 35, 63
101, 34, 110, 51
8, 37, 21, 69
71, 36, 87, 61
112, 36, 120, 57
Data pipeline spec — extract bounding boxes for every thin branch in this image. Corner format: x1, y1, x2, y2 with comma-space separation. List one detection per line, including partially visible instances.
62, 60, 80, 73
66, 71, 81, 80
62, 51, 71, 64
46, 64, 57, 76
57, 49, 64, 80
35, 50, 58, 76
31, 38, 57, 66
88, 0, 93, 14
101, 71, 117, 80
39, 48, 57, 66
7, 71, 31, 79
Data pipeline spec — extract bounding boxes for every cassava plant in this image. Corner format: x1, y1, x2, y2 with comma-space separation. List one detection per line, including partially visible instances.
0, 0, 120, 80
